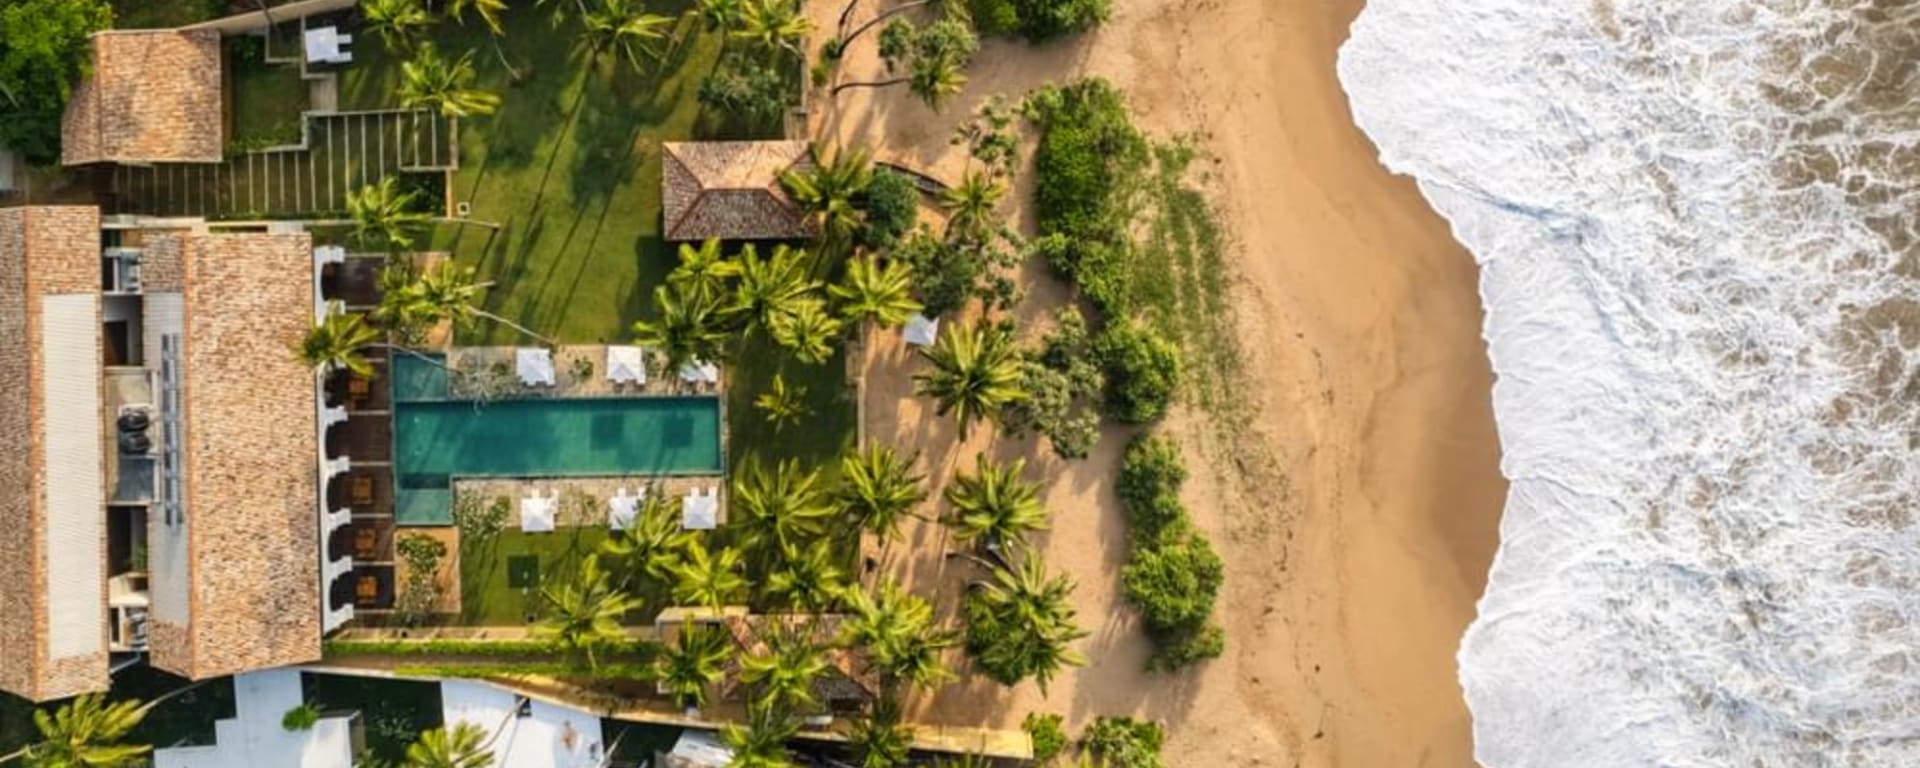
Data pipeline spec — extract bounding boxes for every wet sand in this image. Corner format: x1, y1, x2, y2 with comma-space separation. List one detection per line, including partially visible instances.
816, 0, 1507, 764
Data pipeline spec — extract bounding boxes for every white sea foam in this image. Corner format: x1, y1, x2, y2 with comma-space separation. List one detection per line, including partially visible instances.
1338, 2, 1920, 765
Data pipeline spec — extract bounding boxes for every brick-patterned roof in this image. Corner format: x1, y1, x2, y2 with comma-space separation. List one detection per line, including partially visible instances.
0, 206, 110, 702
661, 141, 815, 241
158, 232, 322, 679
62, 30, 223, 166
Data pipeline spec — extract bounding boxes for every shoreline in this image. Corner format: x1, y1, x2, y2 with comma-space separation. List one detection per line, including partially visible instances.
820, 0, 1507, 764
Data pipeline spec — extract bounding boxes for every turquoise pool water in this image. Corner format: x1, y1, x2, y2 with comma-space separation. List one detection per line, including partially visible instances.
391, 356, 723, 525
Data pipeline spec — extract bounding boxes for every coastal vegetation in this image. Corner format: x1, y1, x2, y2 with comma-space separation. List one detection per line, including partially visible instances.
0, 0, 111, 163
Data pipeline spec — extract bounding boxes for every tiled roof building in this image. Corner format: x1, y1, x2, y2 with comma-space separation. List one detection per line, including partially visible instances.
661, 141, 816, 242
62, 30, 224, 166
0, 207, 325, 701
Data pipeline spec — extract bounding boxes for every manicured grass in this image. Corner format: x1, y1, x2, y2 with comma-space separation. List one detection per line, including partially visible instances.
337, 1, 742, 345
227, 39, 307, 147
727, 335, 858, 472
458, 526, 609, 626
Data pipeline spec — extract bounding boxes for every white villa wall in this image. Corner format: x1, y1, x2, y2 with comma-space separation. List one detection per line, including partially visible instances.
154, 669, 354, 768
39, 294, 104, 661
441, 681, 606, 768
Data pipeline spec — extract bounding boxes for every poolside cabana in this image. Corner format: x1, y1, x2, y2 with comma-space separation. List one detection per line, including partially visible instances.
520, 490, 557, 533
679, 360, 720, 387
608, 487, 643, 530
607, 345, 646, 385
516, 348, 555, 387
682, 487, 719, 530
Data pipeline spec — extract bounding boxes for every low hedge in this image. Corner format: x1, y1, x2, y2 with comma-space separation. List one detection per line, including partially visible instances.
323, 637, 658, 660
1115, 434, 1224, 670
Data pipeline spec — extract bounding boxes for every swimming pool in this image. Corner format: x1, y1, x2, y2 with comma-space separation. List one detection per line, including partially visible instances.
390, 356, 723, 525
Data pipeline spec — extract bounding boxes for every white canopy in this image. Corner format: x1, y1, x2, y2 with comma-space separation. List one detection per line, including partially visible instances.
681, 487, 719, 530
520, 491, 557, 533
666, 730, 733, 767
606, 346, 647, 385
903, 313, 939, 346
678, 360, 720, 385
517, 348, 556, 387
608, 487, 643, 530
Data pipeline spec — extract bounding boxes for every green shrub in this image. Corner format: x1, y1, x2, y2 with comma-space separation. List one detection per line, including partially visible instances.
1081, 716, 1165, 768
1023, 712, 1069, 764
1029, 79, 1148, 316
1117, 435, 1185, 511
1122, 536, 1224, 634
1094, 322, 1181, 423
970, 0, 1109, 41
1148, 622, 1224, 671
1011, 0, 1111, 40
323, 637, 659, 659
0, 0, 113, 163
896, 227, 980, 317
860, 170, 919, 250
282, 703, 321, 732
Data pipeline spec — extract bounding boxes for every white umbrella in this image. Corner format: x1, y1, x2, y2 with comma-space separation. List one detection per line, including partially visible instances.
606, 346, 647, 385
516, 348, 555, 387
903, 313, 939, 346
608, 487, 642, 530
520, 492, 556, 532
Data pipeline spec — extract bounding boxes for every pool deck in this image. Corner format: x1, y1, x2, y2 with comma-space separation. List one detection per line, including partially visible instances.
444, 345, 723, 400
453, 475, 728, 529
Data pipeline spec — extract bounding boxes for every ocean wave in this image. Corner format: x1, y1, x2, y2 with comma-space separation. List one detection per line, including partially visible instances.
1337, 1, 1920, 765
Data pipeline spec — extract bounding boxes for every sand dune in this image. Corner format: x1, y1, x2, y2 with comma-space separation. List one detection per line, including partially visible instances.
815, 0, 1506, 765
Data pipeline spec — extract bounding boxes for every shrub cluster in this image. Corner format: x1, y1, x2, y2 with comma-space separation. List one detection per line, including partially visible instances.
1081, 716, 1166, 768
1029, 79, 1182, 424
970, 0, 1111, 42
859, 170, 919, 250
1023, 712, 1069, 764
1115, 434, 1225, 670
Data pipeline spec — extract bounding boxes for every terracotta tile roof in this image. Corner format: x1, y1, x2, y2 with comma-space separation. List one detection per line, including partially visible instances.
62, 30, 223, 166
0, 206, 110, 702
153, 232, 322, 679
661, 141, 815, 241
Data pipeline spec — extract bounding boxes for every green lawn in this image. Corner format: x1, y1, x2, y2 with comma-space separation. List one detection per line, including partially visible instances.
458, 526, 610, 626
227, 38, 307, 148
338, 1, 745, 345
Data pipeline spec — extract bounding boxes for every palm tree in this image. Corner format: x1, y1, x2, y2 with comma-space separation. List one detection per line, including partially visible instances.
655, 623, 732, 710
939, 168, 1005, 241
578, 0, 675, 71
669, 540, 748, 609
362, 0, 436, 52
841, 578, 956, 691
943, 454, 1047, 551
403, 722, 494, 768
719, 704, 797, 768
913, 321, 1024, 440
905, 51, 968, 111
631, 281, 732, 378
767, 298, 842, 365
763, 537, 846, 611
446, 0, 508, 33
830, 254, 921, 332
378, 261, 556, 345
732, 0, 811, 60
731, 457, 834, 560
535, 556, 643, 669
781, 145, 872, 246
847, 697, 913, 768
693, 0, 746, 31
296, 312, 384, 378
347, 176, 432, 250
5, 693, 150, 768
753, 373, 812, 431
834, 445, 926, 541
669, 239, 742, 302
597, 492, 695, 588
731, 244, 817, 339
738, 626, 828, 714
399, 43, 501, 118
962, 555, 1089, 691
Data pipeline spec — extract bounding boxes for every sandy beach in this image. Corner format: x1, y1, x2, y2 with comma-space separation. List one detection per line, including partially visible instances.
815, 0, 1507, 765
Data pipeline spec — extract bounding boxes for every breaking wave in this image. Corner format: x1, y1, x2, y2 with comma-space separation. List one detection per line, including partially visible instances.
1338, 1, 1920, 765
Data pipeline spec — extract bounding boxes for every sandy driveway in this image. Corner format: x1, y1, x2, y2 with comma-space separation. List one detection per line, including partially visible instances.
815, 1, 1507, 765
